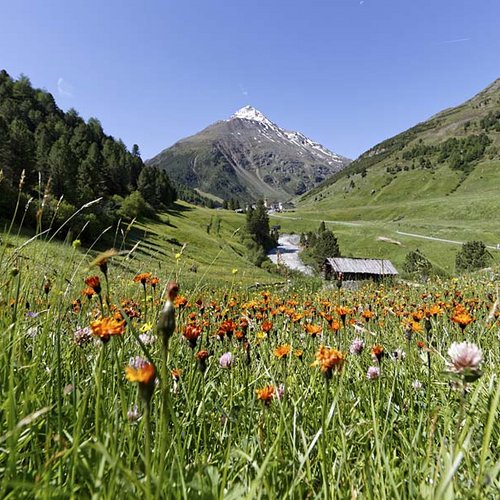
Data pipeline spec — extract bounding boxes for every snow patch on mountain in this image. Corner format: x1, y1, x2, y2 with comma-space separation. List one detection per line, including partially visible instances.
228, 105, 344, 165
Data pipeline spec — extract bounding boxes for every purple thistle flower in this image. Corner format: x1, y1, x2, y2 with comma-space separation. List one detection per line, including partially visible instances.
366, 366, 380, 380
349, 338, 364, 355
219, 352, 234, 369
276, 383, 285, 400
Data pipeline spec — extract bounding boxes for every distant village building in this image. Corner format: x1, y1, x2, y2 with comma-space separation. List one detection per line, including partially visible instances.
324, 257, 398, 282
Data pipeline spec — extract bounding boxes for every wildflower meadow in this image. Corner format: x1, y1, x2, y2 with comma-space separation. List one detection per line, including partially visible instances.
0, 231, 499, 498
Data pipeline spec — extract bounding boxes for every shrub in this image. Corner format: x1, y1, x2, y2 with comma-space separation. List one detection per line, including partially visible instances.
455, 240, 491, 273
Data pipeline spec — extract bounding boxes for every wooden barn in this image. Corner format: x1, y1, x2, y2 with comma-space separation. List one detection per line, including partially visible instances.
324, 257, 398, 282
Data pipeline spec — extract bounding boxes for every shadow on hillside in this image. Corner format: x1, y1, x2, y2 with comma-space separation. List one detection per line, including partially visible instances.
164, 202, 194, 219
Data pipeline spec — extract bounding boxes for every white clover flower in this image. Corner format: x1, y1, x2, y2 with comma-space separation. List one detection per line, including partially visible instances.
447, 341, 483, 382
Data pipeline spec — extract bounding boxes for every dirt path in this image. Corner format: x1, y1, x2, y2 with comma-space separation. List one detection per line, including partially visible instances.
396, 231, 500, 251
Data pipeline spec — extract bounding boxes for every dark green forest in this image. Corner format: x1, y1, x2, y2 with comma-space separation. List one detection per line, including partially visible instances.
0, 71, 176, 240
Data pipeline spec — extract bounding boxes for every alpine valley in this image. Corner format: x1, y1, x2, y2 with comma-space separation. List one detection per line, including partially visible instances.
147, 105, 350, 203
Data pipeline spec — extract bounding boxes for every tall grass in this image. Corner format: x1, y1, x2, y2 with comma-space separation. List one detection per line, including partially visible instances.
0, 200, 499, 498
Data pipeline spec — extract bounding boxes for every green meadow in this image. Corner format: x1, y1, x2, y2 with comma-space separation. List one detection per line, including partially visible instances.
1, 202, 499, 498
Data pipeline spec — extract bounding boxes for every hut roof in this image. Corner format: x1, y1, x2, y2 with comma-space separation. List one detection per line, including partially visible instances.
325, 257, 398, 275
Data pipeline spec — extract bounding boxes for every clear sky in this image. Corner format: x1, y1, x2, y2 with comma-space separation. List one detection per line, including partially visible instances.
1, 0, 499, 160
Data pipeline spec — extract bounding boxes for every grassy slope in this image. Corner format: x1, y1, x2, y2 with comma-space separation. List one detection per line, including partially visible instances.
282, 81, 500, 274
0, 201, 279, 292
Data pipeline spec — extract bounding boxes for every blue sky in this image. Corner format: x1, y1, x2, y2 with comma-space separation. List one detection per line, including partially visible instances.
1, 0, 499, 160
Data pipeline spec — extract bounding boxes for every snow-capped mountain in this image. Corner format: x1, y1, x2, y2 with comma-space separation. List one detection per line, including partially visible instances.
147, 106, 350, 203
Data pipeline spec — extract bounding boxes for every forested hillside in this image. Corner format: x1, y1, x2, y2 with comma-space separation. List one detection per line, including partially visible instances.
0, 71, 176, 239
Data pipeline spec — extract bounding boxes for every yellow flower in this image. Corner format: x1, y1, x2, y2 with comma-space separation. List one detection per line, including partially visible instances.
232, 268, 239, 275
140, 322, 153, 333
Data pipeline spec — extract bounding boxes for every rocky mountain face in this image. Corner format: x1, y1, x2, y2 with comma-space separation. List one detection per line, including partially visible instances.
147, 106, 350, 203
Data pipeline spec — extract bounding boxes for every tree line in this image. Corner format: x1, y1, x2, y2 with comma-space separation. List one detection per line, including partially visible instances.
0, 71, 176, 240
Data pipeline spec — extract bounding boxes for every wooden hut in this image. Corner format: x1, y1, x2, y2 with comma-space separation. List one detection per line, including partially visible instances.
324, 257, 398, 282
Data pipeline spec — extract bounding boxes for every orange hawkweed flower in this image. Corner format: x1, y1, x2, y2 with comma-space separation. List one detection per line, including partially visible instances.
312, 346, 345, 379
426, 304, 442, 317
195, 350, 210, 372
85, 275, 101, 295
126, 357, 156, 402
148, 276, 160, 289
412, 310, 424, 322
361, 309, 375, 322
336, 306, 351, 318
451, 310, 474, 331
274, 344, 291, 359
82, 287, 95, 299
256, 385, 275, 405
305, 323, 322, 338
328, 320, 341, 332
261, 320, 273, 333
133, 272, 152, 286
183, 324, 202, 348
174, 295, 188, 309
171, 368, 183, 381
126, 358, 156, 384
371, 344, 384, 363
90, 317, 125, 342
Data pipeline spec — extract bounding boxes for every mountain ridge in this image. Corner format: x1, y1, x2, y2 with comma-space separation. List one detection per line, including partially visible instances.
147, 106, 350, 203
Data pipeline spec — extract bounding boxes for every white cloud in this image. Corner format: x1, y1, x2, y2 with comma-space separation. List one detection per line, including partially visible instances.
239, 84, 248, 96
57, 77, 74, 97
442, 37, 471, 44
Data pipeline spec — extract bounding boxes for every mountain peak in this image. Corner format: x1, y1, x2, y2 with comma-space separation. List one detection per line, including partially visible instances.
230, 105, 272, 125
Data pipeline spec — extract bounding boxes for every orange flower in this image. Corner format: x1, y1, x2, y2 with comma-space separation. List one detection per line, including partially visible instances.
261, 320, 273, 333
371, 344, 384, 362
196, 350, 209, 361
336, 306, 351, 318
312, 346, 345, 378
174, 295, 188, 309
426, 304, 442, 317
126, 359, 156, 384
125, 356, 156, 402
85, 275, 101, 295
274, 344, 291, 359
412, 310, 424, 322
256, 385, 275, 405
183, 324, 202, 348
305, 323, 322, 337
171, 368, 183, 381
294, 349, 304, 360
195, 350, 210, 372
328, 320, 341, 332
90, 316, 125, 341
148, 276, 160, 289
133, 272, 152, 286
410, 320, 423, 332
82, 287, 95, 299
361, 309, 375, 322
451, 310, 474, 331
